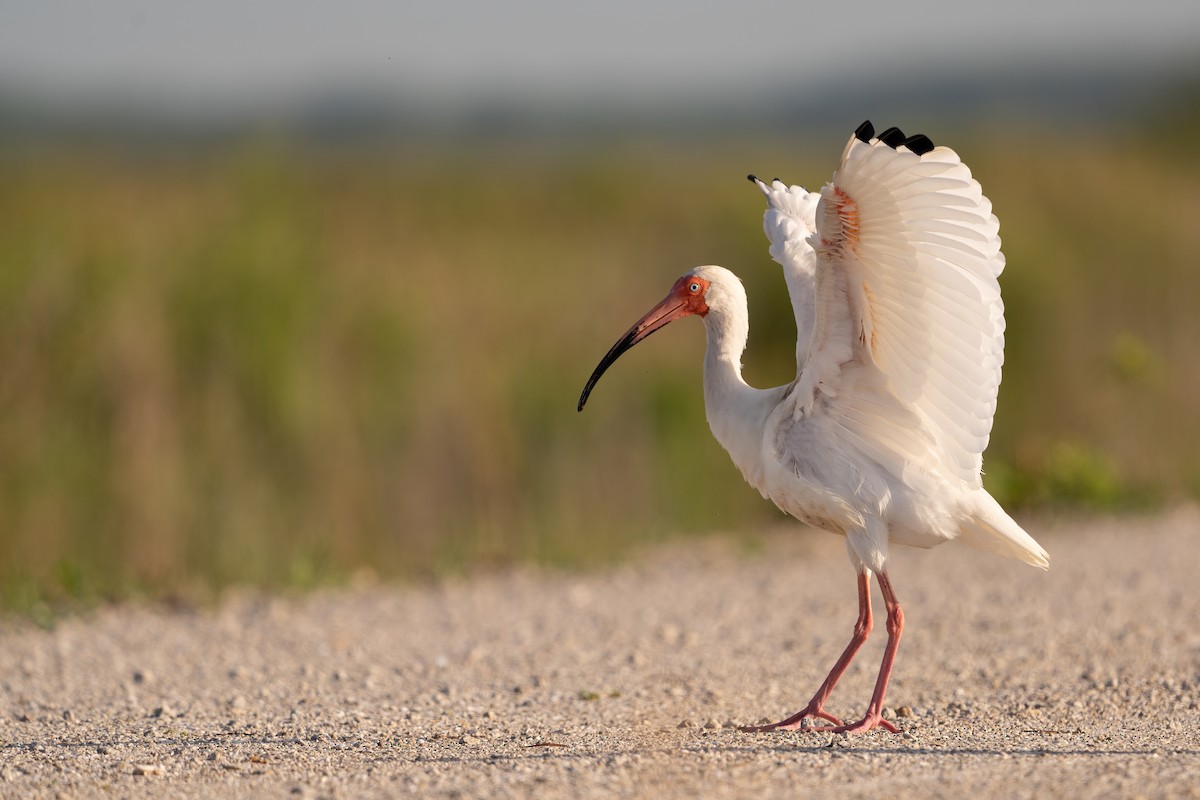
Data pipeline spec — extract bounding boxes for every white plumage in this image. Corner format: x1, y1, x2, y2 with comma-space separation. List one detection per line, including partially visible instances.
578, 121, 1048, 735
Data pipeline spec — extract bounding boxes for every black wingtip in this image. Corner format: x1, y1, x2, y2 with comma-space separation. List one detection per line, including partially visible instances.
747, 173, 758, 183
878, 126, 907, 148
862, 121, 936, 154
903, 133, 935, 155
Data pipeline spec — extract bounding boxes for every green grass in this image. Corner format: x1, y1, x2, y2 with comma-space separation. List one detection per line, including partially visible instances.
1, 122, 1197, 611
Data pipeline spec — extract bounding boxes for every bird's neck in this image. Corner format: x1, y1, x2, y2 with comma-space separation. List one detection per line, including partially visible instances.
701, 308, 777, 491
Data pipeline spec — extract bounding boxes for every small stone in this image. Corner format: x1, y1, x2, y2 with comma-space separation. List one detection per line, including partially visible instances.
897, 706, 913, 718
133, 764, 164, 776
62, 710, 74, 722
703, 719, 722, 730
677, 719, 696, 728
460, 734, 481, 746
826, 732, 850, 748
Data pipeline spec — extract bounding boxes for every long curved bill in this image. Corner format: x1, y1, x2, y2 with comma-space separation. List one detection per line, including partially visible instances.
577, 292, 690, 411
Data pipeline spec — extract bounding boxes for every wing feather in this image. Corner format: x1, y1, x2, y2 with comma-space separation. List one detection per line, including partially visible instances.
752, 176, 822, 372
770, 126, 1007, 487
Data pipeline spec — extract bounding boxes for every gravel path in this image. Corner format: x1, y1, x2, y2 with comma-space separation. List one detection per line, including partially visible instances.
2, 508, 1199, 799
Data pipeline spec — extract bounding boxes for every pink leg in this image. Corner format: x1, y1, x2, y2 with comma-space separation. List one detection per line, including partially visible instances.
811, 570, 903, 734
740, 571, 874, 732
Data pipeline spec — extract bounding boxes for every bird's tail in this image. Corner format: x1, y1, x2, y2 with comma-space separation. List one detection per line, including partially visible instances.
958, 489, 1049, 569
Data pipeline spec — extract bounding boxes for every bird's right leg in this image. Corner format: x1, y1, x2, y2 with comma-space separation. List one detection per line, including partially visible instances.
739, 570, 872, 732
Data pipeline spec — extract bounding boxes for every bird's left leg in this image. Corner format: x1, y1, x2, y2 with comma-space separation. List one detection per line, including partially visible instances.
812, 570, 903, 734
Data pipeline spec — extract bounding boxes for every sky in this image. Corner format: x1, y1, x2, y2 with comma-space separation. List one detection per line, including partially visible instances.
1, 0, 1198, 114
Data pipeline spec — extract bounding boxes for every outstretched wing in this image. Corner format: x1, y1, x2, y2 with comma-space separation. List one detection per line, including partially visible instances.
786, 121, 1007, 487
751, 176, 822, 374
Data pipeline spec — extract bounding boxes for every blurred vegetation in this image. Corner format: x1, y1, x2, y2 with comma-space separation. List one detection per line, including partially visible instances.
1, 113, 1198, 612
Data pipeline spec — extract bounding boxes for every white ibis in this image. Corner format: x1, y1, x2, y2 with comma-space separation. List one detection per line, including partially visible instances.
577, 121, 1049, 735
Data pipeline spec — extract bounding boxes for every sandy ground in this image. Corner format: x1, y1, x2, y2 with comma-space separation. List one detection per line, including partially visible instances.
2, 507, 1199, 799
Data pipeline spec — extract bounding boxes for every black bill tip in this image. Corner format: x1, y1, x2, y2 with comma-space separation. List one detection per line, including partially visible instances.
577, 327, 639, 412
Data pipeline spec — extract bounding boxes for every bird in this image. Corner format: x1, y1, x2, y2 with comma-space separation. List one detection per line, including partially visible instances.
576, 120, 1049, 735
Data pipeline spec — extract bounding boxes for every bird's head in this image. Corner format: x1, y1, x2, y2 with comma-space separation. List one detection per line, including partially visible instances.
577, 266, 737, 412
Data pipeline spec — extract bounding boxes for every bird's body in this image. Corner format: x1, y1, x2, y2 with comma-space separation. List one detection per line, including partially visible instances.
578, 121, 1047, 734
692, 261, 1042, 573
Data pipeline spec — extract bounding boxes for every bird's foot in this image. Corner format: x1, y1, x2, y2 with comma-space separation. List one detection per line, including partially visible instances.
738, 705, 843, 733
809, 712, 899, 735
